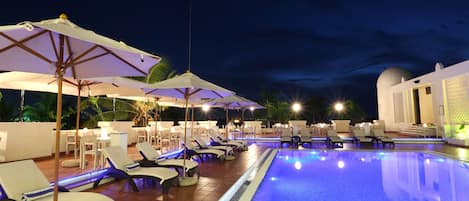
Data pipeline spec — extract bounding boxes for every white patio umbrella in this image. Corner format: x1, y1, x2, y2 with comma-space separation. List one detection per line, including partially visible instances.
0, 14, 159, 200
207, 95, 262, 138
144, 71, 234, 185
0, 71, 148, 160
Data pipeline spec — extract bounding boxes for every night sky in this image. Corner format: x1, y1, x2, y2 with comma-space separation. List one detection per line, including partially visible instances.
2, 0, 469, 119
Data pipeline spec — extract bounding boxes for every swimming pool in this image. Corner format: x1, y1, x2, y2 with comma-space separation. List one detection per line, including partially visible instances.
250, 150, 469, 201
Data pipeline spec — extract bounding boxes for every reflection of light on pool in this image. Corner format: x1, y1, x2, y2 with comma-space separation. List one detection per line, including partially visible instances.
294, 161, 302, 170
456, 149, 467, 160
252, 151, 469, 201
286, 156, 289, 160
337, 160, 345, 168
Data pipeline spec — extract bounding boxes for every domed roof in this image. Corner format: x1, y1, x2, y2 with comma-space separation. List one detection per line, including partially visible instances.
377, 67, 412, 87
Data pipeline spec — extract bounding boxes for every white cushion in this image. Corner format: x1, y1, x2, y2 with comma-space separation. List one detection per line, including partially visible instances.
22, 186, 53, 201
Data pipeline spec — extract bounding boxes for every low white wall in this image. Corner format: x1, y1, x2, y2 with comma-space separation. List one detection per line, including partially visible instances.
98, 121, 134, 145
0, 122, 55, 162
244, 121, 263, 134
331, 120, 351, 132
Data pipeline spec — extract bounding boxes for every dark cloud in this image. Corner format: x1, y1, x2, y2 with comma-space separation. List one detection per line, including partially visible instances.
3, 0, 469, 119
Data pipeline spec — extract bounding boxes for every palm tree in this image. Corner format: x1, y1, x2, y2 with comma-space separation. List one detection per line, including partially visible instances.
22, 93, 75, 128
0, 91, 16, 121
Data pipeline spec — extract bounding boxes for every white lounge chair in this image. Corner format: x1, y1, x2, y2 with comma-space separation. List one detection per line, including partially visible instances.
280, 128, 292, 145
372, 128, 395, 147
192, 136, 235, 160
326, 129, 344, 148
351, 127, 374, 144
182, 141, 225, 162
0, 160, 113, 201
207, 132, 246, 151
299, 128, 312, 144
136, 142, 199, 176
93, 146, 179, 194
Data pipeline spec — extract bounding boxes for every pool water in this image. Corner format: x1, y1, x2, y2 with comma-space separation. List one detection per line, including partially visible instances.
253, 150, 469, 201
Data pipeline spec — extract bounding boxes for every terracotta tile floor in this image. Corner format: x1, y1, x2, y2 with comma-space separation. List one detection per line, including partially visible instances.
32, 138, 469, 201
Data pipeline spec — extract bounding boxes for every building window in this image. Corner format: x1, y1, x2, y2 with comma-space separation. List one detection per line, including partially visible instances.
425, 87, 431, 94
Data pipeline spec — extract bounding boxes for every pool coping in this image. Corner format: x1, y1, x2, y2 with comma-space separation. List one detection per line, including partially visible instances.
219, 148, 277, 201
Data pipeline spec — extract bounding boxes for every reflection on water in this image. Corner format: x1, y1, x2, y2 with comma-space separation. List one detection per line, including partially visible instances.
253, 150, 469, 201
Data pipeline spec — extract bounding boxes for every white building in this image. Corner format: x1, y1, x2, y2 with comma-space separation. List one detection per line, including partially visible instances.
377, 61, 469, 138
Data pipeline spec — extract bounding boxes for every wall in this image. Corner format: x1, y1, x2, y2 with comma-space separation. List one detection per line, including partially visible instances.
0, 122, 55, 162
418, 86, 434, 124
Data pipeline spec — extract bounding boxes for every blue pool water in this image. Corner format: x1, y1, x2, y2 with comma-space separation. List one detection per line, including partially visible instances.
253, 150, 469, 201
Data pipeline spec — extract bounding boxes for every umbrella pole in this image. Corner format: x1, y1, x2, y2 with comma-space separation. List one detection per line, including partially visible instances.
225, 107, 229, 139
20, 89, 25, 122
154, 98, 159, 147
241, 108, 245, 139
74, 86, 81, 159
53, 34, 65, 201
112, 97, 116, 121
183, 97, 188, 178
191, 105, 195, 137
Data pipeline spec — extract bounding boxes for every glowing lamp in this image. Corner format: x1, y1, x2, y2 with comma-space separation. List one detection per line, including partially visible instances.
334, 102, 344, 112
249, 106, 255, 112
100, 128, 109, 139
292, 102, 301, 112
202, 104, 210, 112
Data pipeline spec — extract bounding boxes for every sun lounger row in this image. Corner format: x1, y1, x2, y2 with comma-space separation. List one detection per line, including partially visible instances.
279, 127, 395, 148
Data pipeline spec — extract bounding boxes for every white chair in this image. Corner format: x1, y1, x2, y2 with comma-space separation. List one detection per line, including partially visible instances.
0, 160, 113, 201
94, 146, 179, 194
65, 132, 77, 155
80, 134, 101, 170
299, 128, 312, 144
280, 128, 292, 145
137, 142, 199, 176
352, 127, 374, 144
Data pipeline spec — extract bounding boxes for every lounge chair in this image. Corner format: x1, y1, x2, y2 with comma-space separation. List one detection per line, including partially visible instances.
299, 128, 312, 145
207, 132, 247, 151
192, 136, 235, 160
372, 128, 395, 147
326, 129, 344, 148
94, 146, 179, 194
0, 160, 113, 201
280, 128, 292, 145
351, 127, 374, 145
182, 141, 225, 162
210, 129, 248, 149
136, 142, 199, 176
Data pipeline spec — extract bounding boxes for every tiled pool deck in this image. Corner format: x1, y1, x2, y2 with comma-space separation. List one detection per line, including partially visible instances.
30, 138, 469, 201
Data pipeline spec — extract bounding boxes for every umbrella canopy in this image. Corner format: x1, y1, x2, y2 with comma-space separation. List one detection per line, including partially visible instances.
144, 71, 234, 176
0, 14, 160, 200
0, 15, 159, 78
144, 71, 233, 101
0, 71, 145, 97
208, 94, 256, 109
205, 94, 262, 136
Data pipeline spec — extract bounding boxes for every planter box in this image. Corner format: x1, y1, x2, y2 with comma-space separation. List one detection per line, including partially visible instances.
447, 138, 469, 147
